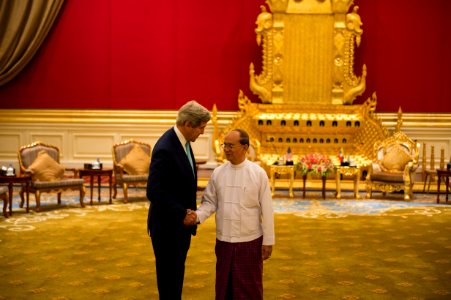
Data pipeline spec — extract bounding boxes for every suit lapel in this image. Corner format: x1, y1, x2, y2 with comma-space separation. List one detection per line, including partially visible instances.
169, 128, 196, 180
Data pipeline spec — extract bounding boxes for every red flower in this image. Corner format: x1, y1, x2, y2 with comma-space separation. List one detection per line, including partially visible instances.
297, 153, 334, 176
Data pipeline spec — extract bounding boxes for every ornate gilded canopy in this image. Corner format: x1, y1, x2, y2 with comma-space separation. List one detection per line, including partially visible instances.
213, 0, 389, 170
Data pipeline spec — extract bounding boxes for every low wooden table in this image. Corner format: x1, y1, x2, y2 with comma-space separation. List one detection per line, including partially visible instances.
270, 165, 295, 198
0, 174, 32, 217
78, 168, 113, 205
335, 166, 361, 199
436, 169, 451, 204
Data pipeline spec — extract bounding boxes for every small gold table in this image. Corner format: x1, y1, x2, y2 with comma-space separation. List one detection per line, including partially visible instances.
270, 165, 295, 198
335, 166, 361, 199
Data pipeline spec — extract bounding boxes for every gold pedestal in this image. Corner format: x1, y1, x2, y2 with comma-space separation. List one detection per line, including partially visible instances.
270, 165, 295, 198
335, 166, 361, 199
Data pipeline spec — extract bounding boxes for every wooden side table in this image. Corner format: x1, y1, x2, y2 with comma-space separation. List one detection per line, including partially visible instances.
302, 173, 327, 199
0, 174, 32, 217
423, 169, 436, 193
335, 166, 361, 199
0, 186, 8, 217
78, 168, 113, 205
436, 169, 451, 204
270, 165, 295, 198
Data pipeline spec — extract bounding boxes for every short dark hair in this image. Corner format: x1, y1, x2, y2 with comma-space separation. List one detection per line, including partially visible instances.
233, 128, 249, 146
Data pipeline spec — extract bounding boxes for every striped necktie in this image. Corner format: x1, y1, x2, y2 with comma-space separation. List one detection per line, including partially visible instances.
185, 142, 194, 174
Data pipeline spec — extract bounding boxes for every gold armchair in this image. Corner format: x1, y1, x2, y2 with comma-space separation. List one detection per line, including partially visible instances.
18, 141, 85, 211
365, 131, 419, 200
112, 139, 151, 203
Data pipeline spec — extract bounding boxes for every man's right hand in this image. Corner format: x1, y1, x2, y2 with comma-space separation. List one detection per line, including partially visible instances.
183, 209, 197, 226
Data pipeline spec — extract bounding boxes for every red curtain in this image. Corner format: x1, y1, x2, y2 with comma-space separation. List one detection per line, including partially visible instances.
0, 0, 449, 112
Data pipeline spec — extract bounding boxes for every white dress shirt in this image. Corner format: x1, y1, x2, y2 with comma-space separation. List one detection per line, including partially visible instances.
197, 159, 275, 245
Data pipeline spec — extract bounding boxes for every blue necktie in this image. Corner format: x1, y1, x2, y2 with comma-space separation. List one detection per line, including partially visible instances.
185, 142, 194, 175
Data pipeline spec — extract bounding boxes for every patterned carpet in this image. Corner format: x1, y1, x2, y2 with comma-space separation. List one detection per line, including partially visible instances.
1, 187, 451, 299
1, 186, 448, 233
3, 186, 448, 220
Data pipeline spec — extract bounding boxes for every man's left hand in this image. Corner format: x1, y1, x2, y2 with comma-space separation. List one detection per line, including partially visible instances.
262, 245, 273, 260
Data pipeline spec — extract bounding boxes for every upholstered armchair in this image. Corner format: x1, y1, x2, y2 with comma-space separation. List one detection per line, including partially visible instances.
112, 139, 151, 203
18, 141, 85, 211
365, 131, 420, 200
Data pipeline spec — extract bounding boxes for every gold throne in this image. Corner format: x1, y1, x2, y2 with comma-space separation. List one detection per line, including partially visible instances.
213, 0, 389, 172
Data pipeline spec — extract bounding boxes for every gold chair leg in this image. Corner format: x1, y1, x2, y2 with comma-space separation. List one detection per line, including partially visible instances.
123, 183, 129, 203
366, 183, 372, 199
404, 184, 413, 201
113, 185, 117, 199
79, 186, 86, 208
404, 189, 411, 200
36, 191, 41, 212
57, 193, 62, 204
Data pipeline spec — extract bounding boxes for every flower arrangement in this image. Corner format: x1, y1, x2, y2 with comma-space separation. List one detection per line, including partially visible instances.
297, 153, 335, 176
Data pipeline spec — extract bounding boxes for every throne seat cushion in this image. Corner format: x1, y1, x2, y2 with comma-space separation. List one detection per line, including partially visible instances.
119, 144, 150, 175
28, 150, 65, 182
371, 171, 404, 183
380, 144, 412, 172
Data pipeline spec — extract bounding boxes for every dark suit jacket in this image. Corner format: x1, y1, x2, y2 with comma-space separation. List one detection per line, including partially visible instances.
147, 127, 197, 237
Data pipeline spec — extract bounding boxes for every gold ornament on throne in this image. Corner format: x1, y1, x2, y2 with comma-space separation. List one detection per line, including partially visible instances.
250, 0, 367, 106
213, 0, 389, 174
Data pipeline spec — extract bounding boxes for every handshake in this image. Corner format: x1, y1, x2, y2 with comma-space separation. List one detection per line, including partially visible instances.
183, 209, 198, 226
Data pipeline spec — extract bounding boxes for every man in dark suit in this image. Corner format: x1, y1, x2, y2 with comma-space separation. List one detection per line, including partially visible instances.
147, 100, 211, 299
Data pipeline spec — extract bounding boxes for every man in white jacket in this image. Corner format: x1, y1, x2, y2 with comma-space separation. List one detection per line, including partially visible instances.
185, 128, 275, 300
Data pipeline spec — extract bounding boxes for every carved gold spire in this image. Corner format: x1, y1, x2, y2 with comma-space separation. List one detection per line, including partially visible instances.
250, 0, 366, 105
396, 107, 403, 132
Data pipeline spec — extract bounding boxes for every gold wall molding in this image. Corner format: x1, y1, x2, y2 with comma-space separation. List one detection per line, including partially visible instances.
0, 109, 179, 124
0, 109, 450, 172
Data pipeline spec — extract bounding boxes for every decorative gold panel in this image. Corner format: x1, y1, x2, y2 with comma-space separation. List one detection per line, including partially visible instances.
213, 92, 387, 168
250, 0, 366, 105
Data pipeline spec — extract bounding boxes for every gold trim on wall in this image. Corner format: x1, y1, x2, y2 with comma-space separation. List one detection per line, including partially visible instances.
0, 109, 450, 171
1, 109, 450, 127
0, 109, 181, 124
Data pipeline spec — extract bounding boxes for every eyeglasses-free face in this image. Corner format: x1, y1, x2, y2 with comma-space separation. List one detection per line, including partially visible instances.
184, 121, 208, 142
